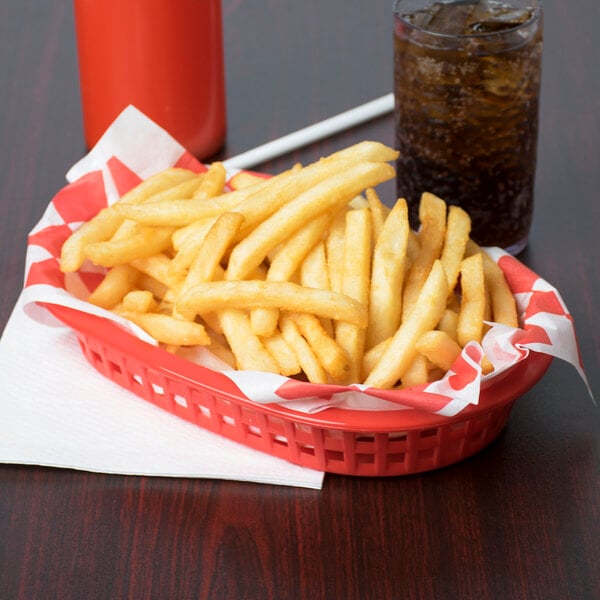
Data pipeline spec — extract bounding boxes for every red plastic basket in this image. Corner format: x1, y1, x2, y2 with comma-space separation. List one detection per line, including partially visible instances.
44, 303, 552, 477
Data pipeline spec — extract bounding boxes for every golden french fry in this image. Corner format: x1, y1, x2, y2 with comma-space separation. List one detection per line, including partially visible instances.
192, 162, 226, 199
167, 218, 217, 282
288, 312, 350, 381
85, 227, 175, 267
250, 308, 280, 339
280, 315, 327, 384
87, 264, 139, 309
299, 240, 333, 336
268, 211, 332, 283
366, 197, 410, 350
176, 280, 368, 327
406, 230, 420, 265
365, 187, 388, 243
400, 354, 429, 388
179, 213, 244, 295
261, 330, 302, 377
361, 337, 392, 381
481, 356, 495, 375
59, 170, 198, 272
225, 161, 395, 281
335, 207, 372, 383
232, 142, 398, 240
218, 309, 280, 373
324, 208, 347, 294
416, 330, 462, 372
437, 308, 460, 343
172, 218, 217, 251
300, 240, 330, 291
440, 205, 471, 293
466, 241, 519, 328
116, 143, 395, 231
251, 211, 333, 337
122, 290, 157, 313
116, 311, 210, 346
136, 273, 168, 301
457, 253, 486, 346
167, 215, 242, 346
228, 170, 270, 191
364, 259, 448, 389
60, 208, 123, 273
402, 192, 447, 318
118, 168, 199, 204
111, 218, 143, 241
130, 253, 173, 287
113, 193, 242, 227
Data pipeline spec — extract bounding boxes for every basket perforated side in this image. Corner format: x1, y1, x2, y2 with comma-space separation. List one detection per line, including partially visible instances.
73, 324, 519, 476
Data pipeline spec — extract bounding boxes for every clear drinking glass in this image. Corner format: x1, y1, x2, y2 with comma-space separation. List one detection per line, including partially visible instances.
393, 0, 543, 253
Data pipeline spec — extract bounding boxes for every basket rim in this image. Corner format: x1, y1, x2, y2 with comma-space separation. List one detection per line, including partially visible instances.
42, 302, 553, 433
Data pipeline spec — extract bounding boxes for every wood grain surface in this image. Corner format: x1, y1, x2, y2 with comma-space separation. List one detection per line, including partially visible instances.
0, 1, 598, 598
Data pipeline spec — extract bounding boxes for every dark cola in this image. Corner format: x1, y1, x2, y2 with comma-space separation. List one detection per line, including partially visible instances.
393, 0, 543, 253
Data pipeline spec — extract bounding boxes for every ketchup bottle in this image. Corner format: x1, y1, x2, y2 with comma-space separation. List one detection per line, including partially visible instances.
73, 0, 226, 160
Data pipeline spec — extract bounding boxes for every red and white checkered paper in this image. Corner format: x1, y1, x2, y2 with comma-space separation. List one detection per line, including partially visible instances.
22, 106, 590, 417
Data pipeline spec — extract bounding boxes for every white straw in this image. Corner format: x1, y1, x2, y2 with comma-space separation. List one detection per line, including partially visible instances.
222, 93, 394, 170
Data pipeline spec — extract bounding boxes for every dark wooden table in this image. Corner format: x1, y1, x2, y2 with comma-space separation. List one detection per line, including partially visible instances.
1, 1, 598, 598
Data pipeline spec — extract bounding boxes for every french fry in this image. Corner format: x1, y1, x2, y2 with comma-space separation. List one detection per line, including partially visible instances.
402, 192, 447, 318
300, 241, 330, 291
232, 142, 398, 240
261, 331, 302, 377
192, 162, 226, 199
225, 161, 395, 281
218, 309, 280, 373
335, 207, 372, 383
113, 193, 243, 227
440, 205, 471, 293
167, 218, 217, 283
115, 311, 210, 346
400, 354, 429, 388
361, 337, 392, 381
176, 280, 368, 327
122, 290, 157, 313
365, 188, 388, 243
299, 241, 334, 336
416, 330, 463, 372
228, 170, 270, 190
59, 170, 199, 272
87, 264, 139, 309
457, 253, 486, 346
280, 315, 328, 384
437, 308, 460, 343
288, 312, 350, 381
251, 210, 333, 337
254, 213, 332, 329
136, 273, 168, 301
466, 241, 519, 328
324, 209, 347, 294
179, 213, 244, 295
364, 260, 448, 389
85, 226, 175, 267
366, 198, 410, 350
130, 253, 173, 288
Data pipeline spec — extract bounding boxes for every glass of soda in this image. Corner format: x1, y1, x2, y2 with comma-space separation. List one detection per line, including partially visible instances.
393, 0, 543, 253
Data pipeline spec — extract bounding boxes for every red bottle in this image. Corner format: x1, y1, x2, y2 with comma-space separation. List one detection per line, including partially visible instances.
73, 0, 226, 159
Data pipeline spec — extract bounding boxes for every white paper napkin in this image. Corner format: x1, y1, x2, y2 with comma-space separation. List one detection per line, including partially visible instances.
0, 294, 324, 489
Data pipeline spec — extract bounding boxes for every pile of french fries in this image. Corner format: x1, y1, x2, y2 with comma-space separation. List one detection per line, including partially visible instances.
60, 141, 518, 390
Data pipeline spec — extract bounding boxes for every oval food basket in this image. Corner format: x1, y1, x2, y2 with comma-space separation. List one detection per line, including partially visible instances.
44, 303, 552, 477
